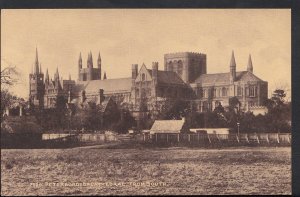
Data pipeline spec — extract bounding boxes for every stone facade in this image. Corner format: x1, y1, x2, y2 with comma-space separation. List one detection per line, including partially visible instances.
29, 49, 268, 117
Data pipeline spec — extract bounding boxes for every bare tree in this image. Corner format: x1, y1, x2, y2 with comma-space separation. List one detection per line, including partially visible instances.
1, 65, 19, 87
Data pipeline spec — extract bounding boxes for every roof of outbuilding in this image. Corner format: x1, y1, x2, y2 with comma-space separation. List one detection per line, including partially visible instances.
150, 119, 185, 133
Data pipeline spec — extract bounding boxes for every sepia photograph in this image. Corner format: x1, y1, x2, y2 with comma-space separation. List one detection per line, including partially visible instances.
1, 8, 292, 195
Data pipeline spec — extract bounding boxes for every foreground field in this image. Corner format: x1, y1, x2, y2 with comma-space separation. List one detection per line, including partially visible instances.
1, 146, 291, 195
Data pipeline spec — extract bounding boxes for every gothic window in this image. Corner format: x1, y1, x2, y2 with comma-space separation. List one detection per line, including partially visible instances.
203, 89, 207, 98
249, 86, 256, 97
237, 86, 242, 96
168, 61, 173, 71
142, 73, 145, 81
177, 60, 183, 76
213, 88, 217, 98
222, 87, 227, 97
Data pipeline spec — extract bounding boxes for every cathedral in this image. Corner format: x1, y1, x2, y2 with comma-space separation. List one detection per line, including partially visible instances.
29, 48, 268, 119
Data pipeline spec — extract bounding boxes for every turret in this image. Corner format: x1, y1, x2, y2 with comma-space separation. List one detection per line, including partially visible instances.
34, 48, 39, 74
229, 50, 236, 84
78, 52, 82, 80
45, 68, 49, 85
98, 52, 102, 79
87, 51, 93, 68
247, 54, 253, 73
87, 51, 93, 80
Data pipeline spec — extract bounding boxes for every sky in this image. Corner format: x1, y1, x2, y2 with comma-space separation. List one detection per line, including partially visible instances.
1, 9, 291, 100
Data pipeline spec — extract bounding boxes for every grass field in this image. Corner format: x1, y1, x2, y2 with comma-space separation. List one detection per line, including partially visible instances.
1, 146, 291, 195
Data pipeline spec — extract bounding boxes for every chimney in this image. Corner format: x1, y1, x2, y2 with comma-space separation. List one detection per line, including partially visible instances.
99, 89, 105, 104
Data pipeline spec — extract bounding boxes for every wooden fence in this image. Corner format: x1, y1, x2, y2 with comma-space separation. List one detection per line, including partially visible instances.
142, 133, 291, 146
41, 132, 291, 147
42, 133, 118, 143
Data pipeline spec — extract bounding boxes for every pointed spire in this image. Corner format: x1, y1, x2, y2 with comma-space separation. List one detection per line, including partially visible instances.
90, 51, 93, 68
34, 47, 39, 74
45, 68, 49, 82
98, 52, 101, 61
39, 63, 42, 74
229, 50, 236, 83
78, 52, 82, 69
55, 66, 59, 81
79, 52, 82, 61
230, 50, 236, 68
103, 72, 107, 79
247, 54, 253, 73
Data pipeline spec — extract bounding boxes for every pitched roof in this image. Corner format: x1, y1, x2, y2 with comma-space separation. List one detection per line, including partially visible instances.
150, 119, 185, 133
74, 78, 132, 95
147, 69, 186, 86
193, 71, 264, 85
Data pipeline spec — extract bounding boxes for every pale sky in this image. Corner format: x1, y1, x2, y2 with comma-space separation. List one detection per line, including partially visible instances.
1, 9, 291, 100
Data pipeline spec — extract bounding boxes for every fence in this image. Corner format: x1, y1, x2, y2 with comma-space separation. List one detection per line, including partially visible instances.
42, 133, 118, 144
142, 133, 291, 146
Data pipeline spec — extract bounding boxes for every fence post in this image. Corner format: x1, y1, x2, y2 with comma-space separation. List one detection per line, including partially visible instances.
277, 133, 280, 144
246, 134, 249, 144
177, 133, 180, 143
207, 134, 211, 144
266, 134, 269, 144
188, 134, 190, 142
143, 133, 145, 142
256, 133, 260, 144
167, 134, 169, 143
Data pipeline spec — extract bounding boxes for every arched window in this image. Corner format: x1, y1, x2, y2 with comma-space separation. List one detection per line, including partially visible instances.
142, 73, 145, 81
222, 87, 227, 97
237, 86, 242, 96
203, 89, 207, 98
177, 60, 183, 76
168, 61, 173, 71
249, 86, 256, 97
213, 89, 217, 98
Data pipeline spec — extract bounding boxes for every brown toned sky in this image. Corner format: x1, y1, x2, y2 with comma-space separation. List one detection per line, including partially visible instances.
1, 9, 291, 100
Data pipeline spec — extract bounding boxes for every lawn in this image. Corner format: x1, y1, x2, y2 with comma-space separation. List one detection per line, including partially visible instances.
1, 146, 291, 195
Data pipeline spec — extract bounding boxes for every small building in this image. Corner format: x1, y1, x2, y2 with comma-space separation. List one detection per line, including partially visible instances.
150, 118, 189, 134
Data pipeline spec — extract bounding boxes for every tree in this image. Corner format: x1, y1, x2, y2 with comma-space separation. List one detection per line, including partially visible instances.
157, 99, 190, 120
1, 65, 19, 87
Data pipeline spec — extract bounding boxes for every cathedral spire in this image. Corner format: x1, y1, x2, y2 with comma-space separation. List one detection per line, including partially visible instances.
229, 50, 236, 83
98, 51, 101, 79
103, 71, 107, 79
230, 50, 236, 68
247, 54, 253, 73
55, 66, 60, 81
34, 47, 39, 74
45, 68, 49, 81
90, 51, 93, 68
78, 52, 82, 68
